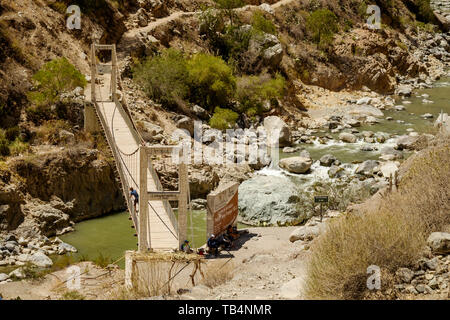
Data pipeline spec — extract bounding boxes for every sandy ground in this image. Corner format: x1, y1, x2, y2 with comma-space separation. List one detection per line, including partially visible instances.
0, 226, 311, 300
179, 226, 309, 300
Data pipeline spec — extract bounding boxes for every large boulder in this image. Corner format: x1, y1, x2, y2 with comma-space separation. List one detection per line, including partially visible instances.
339, 132, 357, 143
238, 175, 308, 226
427, 232, 450, 254
395, 135, 418, 150
247, 30, 283, 70
279, 157, 312, 174
356, 160, 379, 176
319, 154, 337, 167
348, 105, 384, 120
263, 116, 291, 147
29, 252, 53, 268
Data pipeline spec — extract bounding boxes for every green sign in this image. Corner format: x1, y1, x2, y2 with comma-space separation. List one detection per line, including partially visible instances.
314, 196, 328, 203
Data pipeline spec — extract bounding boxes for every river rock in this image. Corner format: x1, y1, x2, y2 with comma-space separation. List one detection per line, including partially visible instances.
58, 242, 77, 255
427, 232, 450, 254
263, 116, 291, 147
339, 132, 357, 143
357, 97, 372, 105
191, 198, 207, 210
319, 154, 337, 167
356, 160, 379, 176
421, 113, 434, 119
395, 135, 418, 150
238, 175, 308, 226
289, 225, 321, 242
279, 156, 312, 174
348, 105, 384, 119
9, 268, 26, 279
29, 252, 53, 268
396, 85, 413, 97
328, 165, 345, 178
0, 273, 8, 281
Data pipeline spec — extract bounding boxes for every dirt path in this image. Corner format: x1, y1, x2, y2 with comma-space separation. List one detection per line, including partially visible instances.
180, 226, 310, 300
119, 0, 297, 50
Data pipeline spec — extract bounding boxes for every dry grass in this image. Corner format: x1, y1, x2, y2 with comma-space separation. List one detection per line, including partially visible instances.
201, 260, 234, 288
305, 134, 450, 299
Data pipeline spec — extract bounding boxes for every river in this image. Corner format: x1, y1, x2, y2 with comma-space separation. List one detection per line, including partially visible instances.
59, 78, 450, 267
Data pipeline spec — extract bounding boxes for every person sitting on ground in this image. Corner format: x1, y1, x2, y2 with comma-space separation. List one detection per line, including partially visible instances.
130, 187, 139, 213
218, 233, 232, 250
181, 240, 193, 253
207, 234, 220, 256
225, 225, 240, 241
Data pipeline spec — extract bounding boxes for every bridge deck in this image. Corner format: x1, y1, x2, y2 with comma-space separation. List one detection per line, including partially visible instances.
93, 74, 179, 251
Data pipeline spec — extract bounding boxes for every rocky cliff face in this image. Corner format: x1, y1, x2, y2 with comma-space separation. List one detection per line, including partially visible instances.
0, 147, 125, 237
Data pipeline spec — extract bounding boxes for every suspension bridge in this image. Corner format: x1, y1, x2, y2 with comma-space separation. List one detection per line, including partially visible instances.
85, 43, 188, 252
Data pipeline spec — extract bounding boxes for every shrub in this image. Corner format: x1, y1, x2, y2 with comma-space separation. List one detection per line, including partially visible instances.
209, 107, 239, 130
29, 57, 86, 107
187, 53, 236, 110
201, 261, 234, 288
49, 1, 67, 14
236, 73, 285, 116
133, 49, 190, 109
306, 9, 338, 50
415, 0, 436, 23
9, 138, 29, 156
252, 10, 277, 35
305, 136, 450, 299
0, 130, 10, 157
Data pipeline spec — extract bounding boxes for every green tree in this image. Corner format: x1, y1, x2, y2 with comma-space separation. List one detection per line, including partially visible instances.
133, 49, 190, 108
28, 57, 86, 106
236, 73, 285, 116
306, 9, 338, 50
187, 53, 236, 110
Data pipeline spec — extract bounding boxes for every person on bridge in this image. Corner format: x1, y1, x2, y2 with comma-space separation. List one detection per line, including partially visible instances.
181, 240, 193, 253
130, 187, 139, 213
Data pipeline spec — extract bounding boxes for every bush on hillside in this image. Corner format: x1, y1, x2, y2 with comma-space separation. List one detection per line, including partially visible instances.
306, 9, 338, 50
305, 135, 450, 299
187, 53, 236, 110
252, 10, 277, 35
236, 73, 285, 116
133, 49, 190, 109
209, 107, 239, 130
28, 57, 86, 107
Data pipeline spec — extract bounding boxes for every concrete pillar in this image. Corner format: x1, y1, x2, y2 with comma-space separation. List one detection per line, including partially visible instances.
178, 162, 188, 248
139, 147, 149, 252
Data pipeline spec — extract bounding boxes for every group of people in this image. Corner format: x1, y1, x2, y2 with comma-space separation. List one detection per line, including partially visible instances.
130, 187, 241, 258
206, 225, 240, 257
